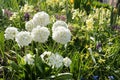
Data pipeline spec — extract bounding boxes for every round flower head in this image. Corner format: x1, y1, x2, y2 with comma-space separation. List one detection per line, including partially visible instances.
63, 57, 72, 67
52, 20, 68, 32
24, 54, 34, 65
4, 27, 18, 40
15, 31, 32, 47
52, 27, 71, 44
25, 20, 36, 31
48, 53, 63, 69
31, 26, 50, 43
33, 11, 49, 27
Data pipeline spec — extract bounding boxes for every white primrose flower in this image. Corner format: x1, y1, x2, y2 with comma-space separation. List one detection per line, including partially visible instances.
63, 57, 72, 67
24, 54, 34, 65
15, 31, 32, 47
47, 53, 64, 69
33, 11, 49, 27
52, 20, 68, 32
31, 26, 50, 43
40, 51, 53, 62
4, 27, 18, 40
52, 27, 71, 44
25, 20, 36, 31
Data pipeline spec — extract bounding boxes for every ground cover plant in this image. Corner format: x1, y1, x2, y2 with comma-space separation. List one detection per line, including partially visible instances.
0, 0, 120, 80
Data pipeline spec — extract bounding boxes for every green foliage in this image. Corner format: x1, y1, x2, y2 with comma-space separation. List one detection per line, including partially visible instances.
0, 32, 4, 57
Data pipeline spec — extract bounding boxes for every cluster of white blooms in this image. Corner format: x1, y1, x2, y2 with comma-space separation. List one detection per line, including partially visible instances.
24, 54, 34, 65
33, 11, 50, 27
52, 21, 71, 44
15, 31, 32, 47
5, 11, 72, 48
25, 20, 35, 31
41, 51, 72, 68
63, 57, 72, 67
31, 26, 50, 43
48, 53, 63, 69
4, 27, 18, 40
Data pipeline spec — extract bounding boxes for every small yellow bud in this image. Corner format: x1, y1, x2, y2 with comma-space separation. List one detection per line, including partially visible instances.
70, 0, 74, 4
98, 58, 106, 63
113, 8, 118, 14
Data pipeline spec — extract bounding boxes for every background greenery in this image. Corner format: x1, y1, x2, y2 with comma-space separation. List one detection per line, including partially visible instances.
0, 0, 120, 80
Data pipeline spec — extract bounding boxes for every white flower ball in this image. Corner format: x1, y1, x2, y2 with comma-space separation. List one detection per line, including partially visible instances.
52, 20, 68, 32
63, 57, 72, 67
24, 54, 34, 65
48, 53, 63, 69
15, 31, 32, 47
25, 20, 36, 31
4, 27, 18, 40
33, 11, 49, 27
31, 26, 50, 43
52, 27, 71, 44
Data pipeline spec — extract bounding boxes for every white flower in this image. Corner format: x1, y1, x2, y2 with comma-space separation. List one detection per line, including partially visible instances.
15, 31, 32, 47
63, 57, 72, 67
24, 54, 34, 65
25, 20, 36, 31
4, 27, 18, 40
48, 53, 63, 69
40, 51, 52, 62
52, 20, 68, 32
31, 26, 50, 43
33, 11, 49, 27
52, 27, 71, 44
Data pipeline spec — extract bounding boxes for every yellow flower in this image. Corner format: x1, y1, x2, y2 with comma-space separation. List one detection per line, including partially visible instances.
94, 53, 99, 57
85, 53, 89, 59
70, 0, 74, 4
87, 1, 90, 5
20, 4, 34, 13
98, 58, 105, 63
113, 8, 118, 14
86, 18, 94, 30
9, 12, 19, 20
52, 0, 59, 2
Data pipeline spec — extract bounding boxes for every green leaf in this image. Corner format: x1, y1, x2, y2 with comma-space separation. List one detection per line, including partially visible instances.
56, 73, 73, 79
10, 61, 19, 71
0, 31, 4, 57
50, 73, 73, 80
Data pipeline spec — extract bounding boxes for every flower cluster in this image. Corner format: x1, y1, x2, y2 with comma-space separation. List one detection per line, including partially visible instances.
4, 27, 18, 40
15, 31, 32, 47
25, 20, 35, 31
5, 11, 51, 47
4, 12, 71, 47
40, 51, 72, 69
86, 18, 94, 31
52, 20, 71, 44
20, 4, 34, 13
32, 11, 50, 27
31, 26, 50, 43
